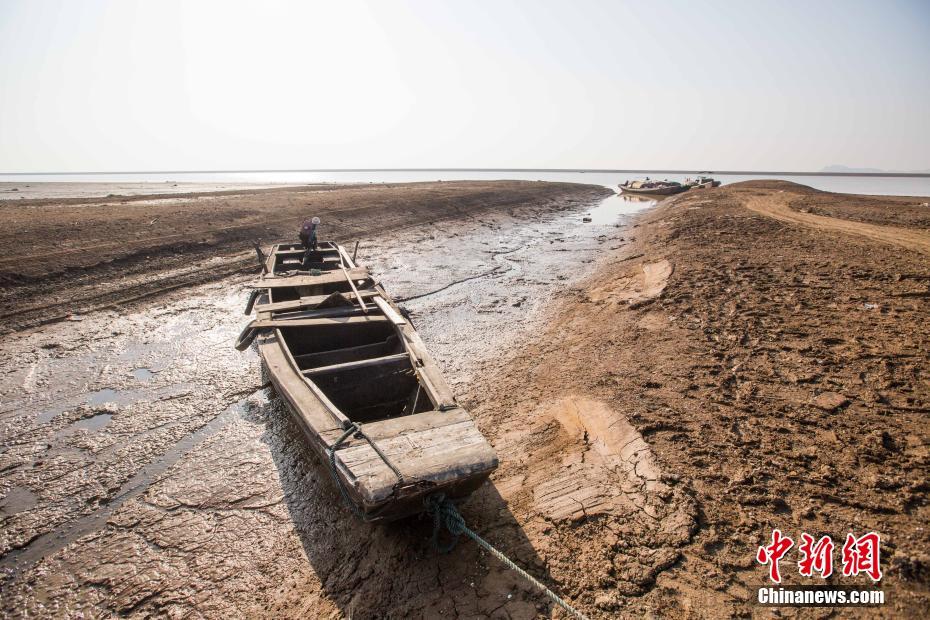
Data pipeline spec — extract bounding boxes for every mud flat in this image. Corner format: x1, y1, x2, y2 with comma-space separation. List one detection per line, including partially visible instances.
0, 180, 608, 333
0, 180, 632, 617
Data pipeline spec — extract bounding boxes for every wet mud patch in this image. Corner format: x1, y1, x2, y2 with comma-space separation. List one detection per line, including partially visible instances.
0, 189, 659, 617
362, 193, 655, 388
0, 283, 260, 573
0, 487, 38, 517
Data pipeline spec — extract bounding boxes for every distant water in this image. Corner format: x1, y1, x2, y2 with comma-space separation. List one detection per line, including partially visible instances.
2, 169, 929, 197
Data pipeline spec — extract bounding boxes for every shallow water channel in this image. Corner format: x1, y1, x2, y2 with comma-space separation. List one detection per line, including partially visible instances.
0, 191, 653, 614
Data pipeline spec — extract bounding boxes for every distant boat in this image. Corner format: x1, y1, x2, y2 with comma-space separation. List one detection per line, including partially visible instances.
618, 179, 688, 196
685, 176, 721, 189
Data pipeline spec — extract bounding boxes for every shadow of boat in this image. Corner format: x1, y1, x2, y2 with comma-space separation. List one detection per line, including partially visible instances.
259, 385, 552, 618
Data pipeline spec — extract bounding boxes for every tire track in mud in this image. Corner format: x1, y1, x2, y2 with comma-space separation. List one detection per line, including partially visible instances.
745, 192, 930, 255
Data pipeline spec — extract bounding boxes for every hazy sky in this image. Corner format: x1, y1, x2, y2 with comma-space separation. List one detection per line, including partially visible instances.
1, 0, 928, 172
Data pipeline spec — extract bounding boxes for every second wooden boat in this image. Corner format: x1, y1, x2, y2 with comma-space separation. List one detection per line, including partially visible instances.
686, 176, 721, 189
618, 180, 689, 196
236, 241, 498, 521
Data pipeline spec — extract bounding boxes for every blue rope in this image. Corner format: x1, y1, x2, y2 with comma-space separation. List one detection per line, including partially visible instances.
424, 494, 590, 620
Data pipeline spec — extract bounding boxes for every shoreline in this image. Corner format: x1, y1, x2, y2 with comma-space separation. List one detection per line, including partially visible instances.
3, 168, 929, 177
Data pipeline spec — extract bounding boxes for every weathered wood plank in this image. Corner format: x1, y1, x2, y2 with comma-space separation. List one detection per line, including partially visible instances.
274, 248, 339, 256
335, 420, 497, 502
247, 315, 391, 329
258, 332, 347, 435
319, 408, 471, 444
254, 290, 380, 314
399, 326, 457, 409
372, 296, 407, 325
249, 268, 371, 288
294, 337, 398, 370
302, 352, 410, 377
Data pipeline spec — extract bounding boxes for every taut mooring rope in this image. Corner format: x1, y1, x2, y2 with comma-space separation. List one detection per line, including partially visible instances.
424, 494, 590, 620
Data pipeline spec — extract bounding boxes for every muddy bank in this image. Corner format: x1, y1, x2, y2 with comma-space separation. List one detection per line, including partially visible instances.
0, 180, 609, 333
462, 180, 929, 616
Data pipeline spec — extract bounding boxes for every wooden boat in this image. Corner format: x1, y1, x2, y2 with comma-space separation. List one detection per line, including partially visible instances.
236, 241, 498, 521
618, 180, 689, 196
686, 176, 721, 189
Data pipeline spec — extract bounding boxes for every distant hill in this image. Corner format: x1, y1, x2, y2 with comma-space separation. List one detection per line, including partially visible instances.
822, 164, 930, 174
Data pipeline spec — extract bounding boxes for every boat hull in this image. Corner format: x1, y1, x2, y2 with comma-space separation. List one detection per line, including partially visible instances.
619, 184, 689, 196
245, 242, 498, 521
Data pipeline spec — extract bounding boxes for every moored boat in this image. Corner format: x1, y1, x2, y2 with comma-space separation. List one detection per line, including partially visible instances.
618, 179, 689, 195
236, 241, 498, 521
685, 176, 721, 189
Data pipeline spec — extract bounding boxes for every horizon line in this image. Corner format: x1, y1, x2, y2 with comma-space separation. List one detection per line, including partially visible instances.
1, 167, 929, 178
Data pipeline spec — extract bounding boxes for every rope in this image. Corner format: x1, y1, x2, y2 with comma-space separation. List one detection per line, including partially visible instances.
424, 494, 590, 620
326, 422, 406, 521
327, 424, 365, 519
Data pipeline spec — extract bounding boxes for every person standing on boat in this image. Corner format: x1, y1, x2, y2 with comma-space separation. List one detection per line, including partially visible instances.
299, 217, 320, 250
299, 216, 320, 268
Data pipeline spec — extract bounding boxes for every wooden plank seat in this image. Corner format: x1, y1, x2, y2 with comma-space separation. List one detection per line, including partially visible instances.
255, 290, 380, 314
249, 268, 371, 288
248, 315, 390, 329
274, 247, 339, 256
293, 335, 400, 369
301, 352, 410, 377
273, 306, 367, 321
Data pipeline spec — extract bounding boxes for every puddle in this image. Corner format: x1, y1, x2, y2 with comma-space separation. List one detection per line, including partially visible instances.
132, 368, 155, 382
86, 389, 119, 406
0, 486, 38, 516
582, 193, 655, 224
70, 412, 113, 432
